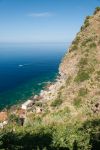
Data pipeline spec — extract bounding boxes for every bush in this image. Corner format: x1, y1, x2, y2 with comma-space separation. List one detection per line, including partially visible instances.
94, 7, 100, 15
51, 98, 62, 107
78, 88, 88, 97
66, 76, 72, 86
0, 119, 100, 150
75, 71, 90, 83
72, 37, 80, 45
78, 58, 88, 68
73, 97, 82, 108
81, 38, 93, 47
97, 71, 100, 75
71, 45, 78, 51
8, 114, 19, 124
89, 42, 96, 48
81, 16, 90, 30
84, 16, 89, 28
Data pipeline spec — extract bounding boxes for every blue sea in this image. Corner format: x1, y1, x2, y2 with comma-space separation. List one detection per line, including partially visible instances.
0, 43, 68, 109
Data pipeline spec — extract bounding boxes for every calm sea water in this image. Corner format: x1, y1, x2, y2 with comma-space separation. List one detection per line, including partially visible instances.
0, 43, 68, 109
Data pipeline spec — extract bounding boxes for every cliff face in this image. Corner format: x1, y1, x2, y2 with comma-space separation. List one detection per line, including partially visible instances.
0, 8, 100, 150
37, 8, 100, 120
57, 9, 100, 116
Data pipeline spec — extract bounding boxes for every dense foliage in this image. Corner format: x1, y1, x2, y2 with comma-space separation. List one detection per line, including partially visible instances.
0, 119, 100, 150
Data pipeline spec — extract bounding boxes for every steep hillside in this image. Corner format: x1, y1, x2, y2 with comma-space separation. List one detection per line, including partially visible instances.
0, 7, 100, 150
32, 7, 100, 124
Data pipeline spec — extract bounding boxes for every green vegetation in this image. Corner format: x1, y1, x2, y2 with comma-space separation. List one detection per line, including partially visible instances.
66, 76, 72, 86
72, 37, 80, 45
8, 114, 19, 124
97, 71, 100, 75
51, 98, 62, 107
0, 119, 99, 150
78, 88, 88, 97
89, 42, 96, 48
81, 38, 93, 47
96, 71, 100, 81
81, 16, 90, 31
70, 37, 80, 52
75, 70, 90, 83
84, 16, 90, 27
73, 97, 82, 108
0, 7, 100, 150
71, 45, 78, 51
94, 7, 100, 15
78, 58, 88, 68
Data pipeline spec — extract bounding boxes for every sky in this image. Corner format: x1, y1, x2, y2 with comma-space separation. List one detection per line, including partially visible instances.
0, 0, 100, 43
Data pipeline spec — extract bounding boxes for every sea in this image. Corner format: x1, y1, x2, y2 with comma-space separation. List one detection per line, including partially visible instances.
0, 43, 68, 109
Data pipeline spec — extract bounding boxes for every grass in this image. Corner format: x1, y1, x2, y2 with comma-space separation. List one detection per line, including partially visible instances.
75, 70, 90, 83
96, 71, 100, 75
81, 16, 90, 30
66, 76, 72, 86
72, 36, 80, 45
81, 38, 93, 47
51, 98, 63, 107
78, 88, 88, 97
89, 42, 96, 48
0, 118, 99, 150
78, 57, 88, 68
71, 45, 78, 51
73, 97, 82, 108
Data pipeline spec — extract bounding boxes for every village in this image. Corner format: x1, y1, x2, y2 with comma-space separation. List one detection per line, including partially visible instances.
0, 75, 65, 129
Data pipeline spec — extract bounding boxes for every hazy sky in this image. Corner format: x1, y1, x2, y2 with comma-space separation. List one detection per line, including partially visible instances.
0, 0, 100, 43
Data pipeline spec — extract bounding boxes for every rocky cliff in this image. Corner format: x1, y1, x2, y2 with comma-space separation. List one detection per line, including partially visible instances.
0, 7, 100, 150
37, 7, 100, 120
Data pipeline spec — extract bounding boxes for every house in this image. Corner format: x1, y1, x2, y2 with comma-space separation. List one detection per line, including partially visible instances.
0, 112, 8, 128
21, 100, 34, 110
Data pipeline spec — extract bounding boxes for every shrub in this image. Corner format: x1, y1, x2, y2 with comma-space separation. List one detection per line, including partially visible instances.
81, 38, 93, 47
84, 16, 90, 27
78, 58, 88, 68
51, 98, 62, 107
97, 71, 100, 75
81, 16, 90, 30
94, 7, 100, 15
66, 76, 72, 86
75, 71, 90, 83
73, 97, 82, 108
0, 119, 100, 150
8, 114, 19, 124
89, 42, 96, 48
72, 36, 80, 45
70, 37, 81, 52
78, 88, 88, 97
71, 45, 78, 51
80, 25, 84, 31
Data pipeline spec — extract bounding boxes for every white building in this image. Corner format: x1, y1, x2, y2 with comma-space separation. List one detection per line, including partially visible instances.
21, 100, 34, 110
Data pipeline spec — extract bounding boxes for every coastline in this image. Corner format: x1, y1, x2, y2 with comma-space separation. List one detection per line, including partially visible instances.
1, 73, 59, 111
